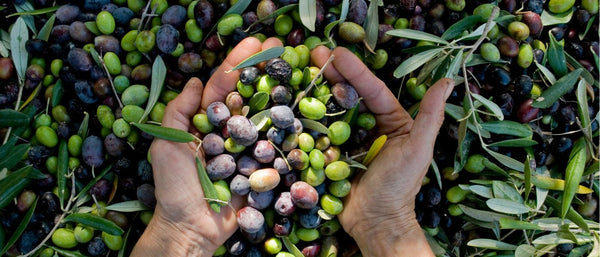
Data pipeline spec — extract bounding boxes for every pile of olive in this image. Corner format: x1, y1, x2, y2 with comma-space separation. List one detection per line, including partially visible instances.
191, 56, 377, 256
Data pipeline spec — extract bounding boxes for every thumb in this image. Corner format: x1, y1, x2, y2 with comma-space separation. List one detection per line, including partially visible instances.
410, 78, 454, 150
161, 77, 204, 131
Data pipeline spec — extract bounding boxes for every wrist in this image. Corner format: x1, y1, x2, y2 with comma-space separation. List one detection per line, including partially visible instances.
349, 212, 434, 257
131, 209, 217, 257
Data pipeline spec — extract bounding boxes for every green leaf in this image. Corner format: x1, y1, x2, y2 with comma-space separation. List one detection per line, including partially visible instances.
51, 79, 64, 107
10, 17, 29, 82
386, 29, 448, 45
131, 123, 194, 143
458, 204, 514, 223
541, 9, 574, 26
562, 137, 587, 219
47, 246, 88, 257
0, 109, 29, 128
430, 159, 442, 189
248, 91, 270, 114
534, 60, 557, 84
363, 135, 387, 166
63, 213, 124, 236
417, 51, 449, 85
37, 14, 55, 41
75, 165, 112, 200
250, 109, 271, 131
568, 244, 593, 257
282, 237, 304, 257
445, 103, 465, 120
546, 32, 568, 78
442, 15, 481, 40
466, 53, 510, 67
140, 56, 166, 123
471, 93, 504, 120
299, 0, 316, 31
512, 173, 593, 194
444, 50, 463, 79
0, 166, 31, 208
0, 197, 36, 255
515, 244, 537, 257
454, 126, 474, 172
323, 20, 340, 47
224, 0, 251, 15
536, 186, 549, 210
486, 198, 531, 215
299, 118, 329, 134
524, 155, 534, 200
565, 52, 598, 87
363, 0, 378, 50
339, 0, 349, 21
484, 147, 524, 171
105, 200, 149, 212
480, 120, 532, 138
0, 143, 29, 170
492, 181, 522, 202
532, 233, 593, 245
545, 196, 589, 231
78, 112, 90, 139
533, 68, 583, 108
499, 218, 542, 230
227, 46, 285, 72
85, 21, 100, 35
469, 185, 493, 198
461, 22, 495, 41
579, 15, 596, 41
118, 227, 132, 257
344, 158, 368, 170
557, 223, 579, 243
196, 156, 221, 213
7, 5, 60, 17
467, 239, 518, 250
13, 2, 36, 34
0, 136, 17, 159
488, 138, 538, 147
57, 140, 69, 209
393, 48, 443, 78
576, 80, 591, 135
18, 82, 41, 111
88, 47, 103, 68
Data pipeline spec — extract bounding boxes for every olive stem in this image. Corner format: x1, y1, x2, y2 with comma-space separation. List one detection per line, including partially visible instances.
20, 174, 77, 257
290, 54, 335, 110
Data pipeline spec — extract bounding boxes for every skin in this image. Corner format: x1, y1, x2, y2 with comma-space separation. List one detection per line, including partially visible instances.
131, 37, 454, 257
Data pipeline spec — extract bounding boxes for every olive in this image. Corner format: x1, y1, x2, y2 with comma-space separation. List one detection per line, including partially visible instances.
508, 21, 530, 41
338, 22, 366, 43
548, 0, 575, 14
496, 36, 519, 58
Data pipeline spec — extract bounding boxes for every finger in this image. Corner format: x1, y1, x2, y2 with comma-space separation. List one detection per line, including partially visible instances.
262, 37, 284, 50
162, 77, 204, 131
410, 78, 454, 150
201, 37, 263, 110
310, 46, 343, 82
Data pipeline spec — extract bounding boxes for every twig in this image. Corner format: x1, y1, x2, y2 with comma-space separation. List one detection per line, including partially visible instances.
290, 55, 335, 110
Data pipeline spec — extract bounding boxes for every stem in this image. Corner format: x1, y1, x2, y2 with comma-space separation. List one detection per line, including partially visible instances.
290, 55, 335, 110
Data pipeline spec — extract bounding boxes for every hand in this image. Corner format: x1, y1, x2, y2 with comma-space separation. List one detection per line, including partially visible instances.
131, 37, 284, 257
311, 46, 454, 257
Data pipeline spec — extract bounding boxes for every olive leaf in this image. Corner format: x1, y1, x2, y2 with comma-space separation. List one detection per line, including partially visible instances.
85, 21, 100, 35
460, 22, 496, 41
471, 93, 504, 120
118, 227, 132, 257
300, 118, 329, 134
524, 155, 534, 200
480, 120, 532, 138
562, 137, 587, 219
339, 0, 349, 21
492, 180, 522, 202
57, 140, 69, 209
545, 196, 589, 232
223, 0, 251, 16
140, 56, 166, 123
51, 79, 64, 107
0, 166, 32, 209
10, 17, 29, 82
512, 173, 593, 194
484, 147, 524, 171
250, 109, 271, 131
131, 123, 195, 143
37, 14, 55, 41
323, 20, 340, 47
469, 185, 493, 198
487, 138, 538, 147
78, 112, 90, 139
541, 9, 574, 26
282, 237, 304, 257
533, 68, 583, 108
7, 5, 61, 17
13, 2, 36, 34
0, 197, 37, 255
0, 143, 29, 170
467, 239, 518, 250
565, 52, 598, 87
0, 109, 29, 128
576, 80, 591, 134
248, 91, 270, 114
227, 46, 285, 72
532, 233, 593, 245
75, 165, 112, 200
514, 244, 537, 257
363, 0, 379, 51
386, 29, 449, 45
486, 198, 531, 215
18, 82, 41, 111
195, 156, 221, 213
363, 135, 387, 166
499, 218, 542, 230
547, 32, 568, 78
445, 103, 465, 120
580, 15, 596, 40
105, 200, 149, 212
0, 136, 17, 159
393, 48, 443, 78
534, 60, 557, 84
47, 246, 88, 257
444, 51, 463, 79
299, 0, 317, 32
63, 213, 124, 236
441, 15, 481, 41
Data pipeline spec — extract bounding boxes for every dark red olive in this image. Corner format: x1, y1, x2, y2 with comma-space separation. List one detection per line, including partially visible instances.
517, 99, 539, 123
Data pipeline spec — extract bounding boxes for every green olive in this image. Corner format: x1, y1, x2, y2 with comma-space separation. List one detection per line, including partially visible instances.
446, 185, 469, 203
128, 0, 147, 13
300, 167, 325, 187
480, 42, 501, 62
295, 227, 320, 242
325, 161, 351, 181
217, 13, 243, 36
274, 14, 293, 36
327, 121, 351, 145
320, 194, 343, 215
448, 204, 463, 216
394, 18, 409, 29
185, 19, 203, 43
309, 149, 325, 170
256, 74, 278, 93
517, 43, 533, 68
237, 80, 254, 97
68, 135, 83, 156
472, 3, 497, 22
39, 248, 54, 257
74, 225, 94, 243
97, 105, 115, 129
298, 133, 315, 152
213, 180, 232, 204
294, 45, 310, 69
304, 36, 322, 50
328, 179, 351, 198
35, 114, 52, 128
112, 118, 131, 138
52, 228, 78, 249
406, 77, 427, 100
113, 75, 130, 94
357, 113, 376, 130
50, 59, 63, 77
263, 237, 282, 254
35, 126, 58, 148
96, 11, 116, 35
582, 0, 599, 14
126, 50, 142, 67
121, 85, 150, 106
366, 49, 388, 70
121, 105, 145, 123
102, 231, 124, 251
289, 68, 303, 89
299, 97, 326, 120
140, 210, 153, 225
281, 46, 299, 68
52, 105, 71, 122
135, 30, 156, 53
46, 156, 58, 174
507, 21, 530, 41
161, 90, 179, 103
213, 245, 227, 256
465, 154, 486, 173
548, 0, 575, 13
192, 113, 214, 134
150, 102, 166, 122
103, 52, 121, 75
224, 137, 246, 153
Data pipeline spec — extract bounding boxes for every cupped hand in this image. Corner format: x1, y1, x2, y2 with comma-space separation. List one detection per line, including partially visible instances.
311, 46, 454, 257
131, 37, 284, 257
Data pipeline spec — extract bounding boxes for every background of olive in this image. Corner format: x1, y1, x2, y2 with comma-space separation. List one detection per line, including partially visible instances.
0, 0, 598, 256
